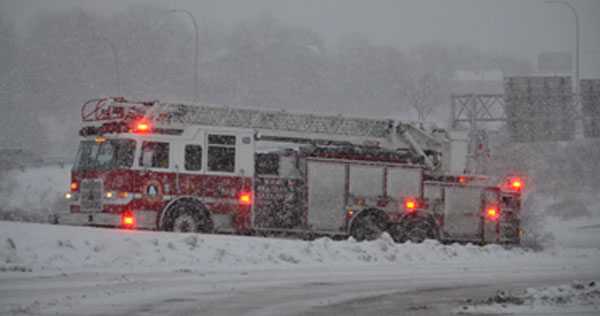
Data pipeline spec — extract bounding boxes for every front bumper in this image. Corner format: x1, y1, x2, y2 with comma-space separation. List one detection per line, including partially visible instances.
56, 210, 158, 230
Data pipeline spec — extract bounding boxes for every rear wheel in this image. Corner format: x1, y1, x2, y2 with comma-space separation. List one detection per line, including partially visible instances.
350, 211, 389, 241
403, 218, 437, 243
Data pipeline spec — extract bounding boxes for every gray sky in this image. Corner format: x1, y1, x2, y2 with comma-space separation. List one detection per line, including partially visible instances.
2, 0, 599, 77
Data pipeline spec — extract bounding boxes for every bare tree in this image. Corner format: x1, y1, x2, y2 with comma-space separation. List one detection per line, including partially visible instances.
399, 42, 455, 121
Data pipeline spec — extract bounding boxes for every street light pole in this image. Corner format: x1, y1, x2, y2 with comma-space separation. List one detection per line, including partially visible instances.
170, 9, 199, 101
546, 0, 579, 94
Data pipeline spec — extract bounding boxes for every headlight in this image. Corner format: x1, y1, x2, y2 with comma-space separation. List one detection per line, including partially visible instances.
105, 191, 128, 200
65, 192, 79, 201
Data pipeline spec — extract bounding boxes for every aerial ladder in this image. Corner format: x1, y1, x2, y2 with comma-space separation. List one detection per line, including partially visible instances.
82, 98, 452, 171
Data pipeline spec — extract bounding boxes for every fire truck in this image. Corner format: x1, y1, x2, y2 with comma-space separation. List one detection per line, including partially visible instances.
59, 98, 522, 244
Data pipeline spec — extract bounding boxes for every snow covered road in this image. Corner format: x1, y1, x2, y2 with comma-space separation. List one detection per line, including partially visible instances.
1, 222, 599, 315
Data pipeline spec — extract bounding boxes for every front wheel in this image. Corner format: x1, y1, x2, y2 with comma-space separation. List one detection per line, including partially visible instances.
165, 202, 213, 233
172, 213, 199, 233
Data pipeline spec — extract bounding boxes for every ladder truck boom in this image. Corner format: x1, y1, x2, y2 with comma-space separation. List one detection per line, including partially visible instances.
84, 98, 448, 171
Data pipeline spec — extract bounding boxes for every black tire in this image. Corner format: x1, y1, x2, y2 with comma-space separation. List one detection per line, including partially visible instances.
164, 201, 212, 233
402, 218, 438, 243
349, 211, 389, 241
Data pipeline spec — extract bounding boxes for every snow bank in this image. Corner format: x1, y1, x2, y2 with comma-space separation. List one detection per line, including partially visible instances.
0, 165, 70, 222
458, 280, 600, 315
1, 222, 599, 274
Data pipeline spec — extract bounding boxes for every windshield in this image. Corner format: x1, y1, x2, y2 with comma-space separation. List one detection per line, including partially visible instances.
73, 139, 136, 171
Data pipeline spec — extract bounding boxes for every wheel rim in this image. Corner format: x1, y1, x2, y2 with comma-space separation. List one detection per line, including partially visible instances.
173, 214, 196, 232
406, 220, 434, 243
352, 214, 386, 241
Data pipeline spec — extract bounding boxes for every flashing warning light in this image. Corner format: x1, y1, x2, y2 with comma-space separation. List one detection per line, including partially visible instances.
134, 120, 151, 133
137, 123, 148, 130
347, 210, 355, 216
459, 176, 466, 183
405, 199, 417, 211
487, 208, 497, 217
122, 214, 134, 227
506, 176, 523, 191
240, 193, 252, 205
71, 182, 77, 190
94, 138, 106, 143
65, 192, 72, 200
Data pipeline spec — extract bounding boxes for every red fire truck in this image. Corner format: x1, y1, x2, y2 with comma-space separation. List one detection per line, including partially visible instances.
60, 98, 522, 244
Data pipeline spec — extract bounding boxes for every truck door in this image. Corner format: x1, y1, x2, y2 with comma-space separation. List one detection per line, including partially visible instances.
135, 140, 173, 216
176, 141, 205, 199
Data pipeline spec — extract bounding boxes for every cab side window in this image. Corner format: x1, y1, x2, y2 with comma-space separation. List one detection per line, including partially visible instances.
140, 141, 169, 168
184, 145, 202, 171
207, 134, 235, 172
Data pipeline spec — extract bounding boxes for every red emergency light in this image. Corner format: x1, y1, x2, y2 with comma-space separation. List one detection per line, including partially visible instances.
506, 176, 523, 191
240, 193, 252, 205
487, 208, 498, 218
122, 214, 135, 228
405, 199, 417, 211
134, 120, 151, 133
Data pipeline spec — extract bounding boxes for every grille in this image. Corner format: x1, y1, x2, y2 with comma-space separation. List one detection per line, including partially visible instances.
80, 179, 103, 212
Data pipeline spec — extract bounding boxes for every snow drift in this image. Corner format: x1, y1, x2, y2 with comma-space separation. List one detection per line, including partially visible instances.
2, 221, 599, 275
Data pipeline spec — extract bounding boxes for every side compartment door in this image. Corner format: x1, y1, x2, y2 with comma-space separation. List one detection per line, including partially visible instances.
348, 164, 384, 200
482, 188, 501, 243
386, 166, 423, 203
442, 186, 483, 241
306, 160, 346, 232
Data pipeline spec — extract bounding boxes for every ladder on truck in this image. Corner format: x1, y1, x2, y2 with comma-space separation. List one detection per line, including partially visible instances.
83, 98, 446, 169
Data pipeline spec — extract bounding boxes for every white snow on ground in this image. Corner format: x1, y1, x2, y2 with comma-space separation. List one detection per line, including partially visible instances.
457, 280, 600, 315
2, 221, 598, 274
1, 221, 600, 315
